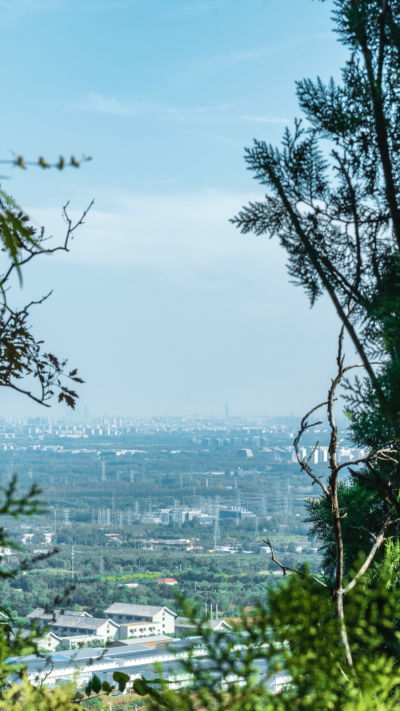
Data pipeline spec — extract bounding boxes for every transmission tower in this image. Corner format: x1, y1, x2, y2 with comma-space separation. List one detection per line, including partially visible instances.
214, 497, 221, 549
101, 462, 106, 482
262, 490, 268, 517
106, 508, 110, 526
235, 491, 241, 526
91, 509, 96, 525
63, 509, 71, 526
287, 481, 292, 515
28, 468, 33, 482
71, 545, 81, 581
135, 502, 140, 520
130, 470, 135, 483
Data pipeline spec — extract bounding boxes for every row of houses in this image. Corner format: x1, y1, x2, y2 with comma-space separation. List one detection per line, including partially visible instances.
28, 603, 177, 651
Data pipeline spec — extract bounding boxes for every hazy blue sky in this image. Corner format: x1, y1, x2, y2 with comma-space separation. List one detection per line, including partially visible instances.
0, 0, 352, 418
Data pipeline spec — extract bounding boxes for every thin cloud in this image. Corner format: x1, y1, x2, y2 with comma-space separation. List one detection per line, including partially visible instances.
186, 48, 271, 78
174, 33, 335, 86
72, 93, 237, 122
242, 115, 291, 124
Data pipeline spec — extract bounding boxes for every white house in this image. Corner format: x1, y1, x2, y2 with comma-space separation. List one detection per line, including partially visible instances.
27, 609, 119, 643
104, 604, 176, 636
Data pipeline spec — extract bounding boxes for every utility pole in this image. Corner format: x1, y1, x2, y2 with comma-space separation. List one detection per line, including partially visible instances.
101, 462, 106, 482
214, 496, 220, 549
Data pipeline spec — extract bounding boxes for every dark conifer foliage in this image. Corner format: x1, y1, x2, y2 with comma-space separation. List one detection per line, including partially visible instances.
231, 0, 400, 517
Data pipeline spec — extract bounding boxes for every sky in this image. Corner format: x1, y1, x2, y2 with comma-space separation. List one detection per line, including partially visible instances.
0, 0, 352, 418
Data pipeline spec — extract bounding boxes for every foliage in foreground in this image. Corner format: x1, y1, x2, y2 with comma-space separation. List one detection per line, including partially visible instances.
131, 570, 400, 711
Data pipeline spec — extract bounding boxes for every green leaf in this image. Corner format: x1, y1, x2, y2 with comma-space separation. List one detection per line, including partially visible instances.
132, 679, 148, 696
84, 681, 92, 697
91, 674, 102, 694
101, 680, 111, 692
73, 692, 85, 701
113, 670, 130, 692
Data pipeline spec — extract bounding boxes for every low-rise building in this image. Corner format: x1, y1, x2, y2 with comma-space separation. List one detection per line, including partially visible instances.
104, 604, 176, 635
11, 634, 284, 694
154, 578, 177, 586
27, 609, 119, 642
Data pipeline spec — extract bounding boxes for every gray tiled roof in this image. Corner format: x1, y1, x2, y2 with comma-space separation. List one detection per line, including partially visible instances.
27, 608, 92, 620
51, 616, 114, 631
104, 603, 165, 616
27, 609, 116, 630
208, 620, 232, 630
27, 608, 56, 620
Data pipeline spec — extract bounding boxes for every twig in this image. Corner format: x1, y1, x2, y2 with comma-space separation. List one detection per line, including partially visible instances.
264, 539, 329, 589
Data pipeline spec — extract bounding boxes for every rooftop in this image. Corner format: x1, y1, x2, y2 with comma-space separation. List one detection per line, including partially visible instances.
104, 603, 176, 618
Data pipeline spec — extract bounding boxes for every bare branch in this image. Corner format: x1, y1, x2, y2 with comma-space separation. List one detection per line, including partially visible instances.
264, 539, 329, 589
343, 509, 393, 596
